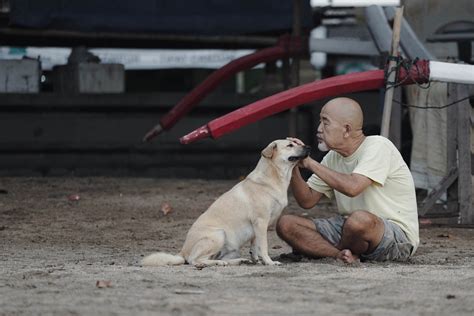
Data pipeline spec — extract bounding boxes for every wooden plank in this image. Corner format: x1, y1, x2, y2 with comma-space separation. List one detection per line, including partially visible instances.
0, 27, 278, 49
389, 87, 402, 149
0, 92, 263, 109
447, 84, 459, 214
0, 109, 310, 147
456, 84, 473, 224
309, 38, 379, 56
0, 108, 309, 179
0, 152, 259, 178
419, 167, 459, 216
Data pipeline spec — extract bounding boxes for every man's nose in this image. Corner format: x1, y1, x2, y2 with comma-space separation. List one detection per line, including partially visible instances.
317, 122, 323, 133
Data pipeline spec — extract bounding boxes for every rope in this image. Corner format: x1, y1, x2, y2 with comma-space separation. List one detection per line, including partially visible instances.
384, 56, 431, 90
383, 57, 472, 109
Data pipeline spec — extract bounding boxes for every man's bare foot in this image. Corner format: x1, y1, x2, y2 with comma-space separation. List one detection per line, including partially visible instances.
336, 249, 360, 264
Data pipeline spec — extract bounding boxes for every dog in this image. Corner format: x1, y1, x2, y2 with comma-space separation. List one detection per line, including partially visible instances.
142, 139, 311, 267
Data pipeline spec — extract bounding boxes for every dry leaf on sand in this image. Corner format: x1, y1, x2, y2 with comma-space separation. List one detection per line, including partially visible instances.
161, 202, 173, 215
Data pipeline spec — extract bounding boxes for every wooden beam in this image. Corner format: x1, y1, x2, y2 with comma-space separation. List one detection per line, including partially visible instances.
419, 167, 459, 216
456, 84, 473, 224
389, 86, 402, 149
0, 27, 278, 49
0, 92, 263, 110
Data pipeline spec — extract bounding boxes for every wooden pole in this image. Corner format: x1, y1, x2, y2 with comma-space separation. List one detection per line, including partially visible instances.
380, 6, 404, 137
289, 0, 301, 137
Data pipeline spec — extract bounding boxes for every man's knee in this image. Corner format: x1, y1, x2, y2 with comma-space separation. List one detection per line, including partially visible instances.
344, 211, 379, 236
276, 215, 297, 239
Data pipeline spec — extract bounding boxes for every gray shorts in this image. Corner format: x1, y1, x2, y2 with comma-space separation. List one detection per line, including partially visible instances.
313, 215, 414, 262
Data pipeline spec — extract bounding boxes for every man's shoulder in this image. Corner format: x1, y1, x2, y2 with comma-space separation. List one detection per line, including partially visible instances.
361, 136, 408, 169
361, 136, 398, 153
364, 135, 394, 146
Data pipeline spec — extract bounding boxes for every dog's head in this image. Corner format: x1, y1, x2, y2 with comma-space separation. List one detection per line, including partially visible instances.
261, 139, 311, 165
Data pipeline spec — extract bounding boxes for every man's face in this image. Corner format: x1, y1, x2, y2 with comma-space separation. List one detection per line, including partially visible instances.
316, 106, 345, 152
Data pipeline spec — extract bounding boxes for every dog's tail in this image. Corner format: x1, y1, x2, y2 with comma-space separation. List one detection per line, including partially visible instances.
141, 252, 185, 266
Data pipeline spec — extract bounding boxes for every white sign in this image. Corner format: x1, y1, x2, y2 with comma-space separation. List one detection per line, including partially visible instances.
0, 47, 259, 70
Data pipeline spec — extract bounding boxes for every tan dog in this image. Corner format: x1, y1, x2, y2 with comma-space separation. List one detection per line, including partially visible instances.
142, 139, 310, 267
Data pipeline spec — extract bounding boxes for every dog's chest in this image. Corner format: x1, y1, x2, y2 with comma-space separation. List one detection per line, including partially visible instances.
269, 197, 287, 222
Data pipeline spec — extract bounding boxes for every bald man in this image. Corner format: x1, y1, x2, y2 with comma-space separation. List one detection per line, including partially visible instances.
277, 97, 419, 263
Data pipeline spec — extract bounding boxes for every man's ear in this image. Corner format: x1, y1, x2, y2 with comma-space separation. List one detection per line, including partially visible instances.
261, 142, 277, 159
344, 124, 351, 137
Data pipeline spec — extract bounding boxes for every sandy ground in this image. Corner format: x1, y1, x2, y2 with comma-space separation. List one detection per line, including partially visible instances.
1, 177, 474, 315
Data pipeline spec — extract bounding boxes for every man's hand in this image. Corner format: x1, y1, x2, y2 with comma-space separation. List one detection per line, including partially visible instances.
286, 137, 313, 169
286, 137, 305, 146
298, 156, 314, 169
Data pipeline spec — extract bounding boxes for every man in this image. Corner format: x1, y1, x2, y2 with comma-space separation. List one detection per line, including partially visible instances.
277, 97, 419, 263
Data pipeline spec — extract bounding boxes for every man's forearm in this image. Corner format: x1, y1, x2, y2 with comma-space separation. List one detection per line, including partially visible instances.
304, 159, 363, 197
290, 167, 320, 209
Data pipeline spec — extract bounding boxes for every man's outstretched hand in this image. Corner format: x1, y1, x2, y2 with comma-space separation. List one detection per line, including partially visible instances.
286, 137, 313, 169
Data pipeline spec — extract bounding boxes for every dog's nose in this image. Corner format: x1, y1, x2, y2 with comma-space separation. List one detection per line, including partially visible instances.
303, 146, 311, 157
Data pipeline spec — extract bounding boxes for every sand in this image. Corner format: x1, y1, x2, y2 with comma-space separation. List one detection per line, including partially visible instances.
1, 177, 473, 315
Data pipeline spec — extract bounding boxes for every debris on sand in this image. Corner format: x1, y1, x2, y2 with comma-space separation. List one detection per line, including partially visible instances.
174, 289, 204, 295
67, 194, 80, 201
96, 280, 112, 288
437, 233, 452, 238
161, 202, 173, 215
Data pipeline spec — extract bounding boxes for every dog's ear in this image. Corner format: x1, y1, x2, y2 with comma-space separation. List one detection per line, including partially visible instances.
261, 142, 277, 159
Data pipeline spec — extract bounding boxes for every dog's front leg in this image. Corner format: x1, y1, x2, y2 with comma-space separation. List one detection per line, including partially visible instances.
249, 237, 259, 263
253, 217, 281, 265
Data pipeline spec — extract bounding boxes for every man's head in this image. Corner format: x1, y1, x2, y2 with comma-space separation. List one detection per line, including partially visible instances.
316, 97, 364, 154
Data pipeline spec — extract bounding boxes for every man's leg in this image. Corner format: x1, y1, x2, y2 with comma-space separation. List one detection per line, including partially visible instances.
336, 210, 385, 263
276, 215, 340, 259
276, 211, 385, 264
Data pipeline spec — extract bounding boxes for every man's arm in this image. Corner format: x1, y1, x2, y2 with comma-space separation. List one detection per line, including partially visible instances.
302, 158, 372, 197
291, 167, 323, 209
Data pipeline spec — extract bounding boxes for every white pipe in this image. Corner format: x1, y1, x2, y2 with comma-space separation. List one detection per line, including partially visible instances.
430, 61, 474, 85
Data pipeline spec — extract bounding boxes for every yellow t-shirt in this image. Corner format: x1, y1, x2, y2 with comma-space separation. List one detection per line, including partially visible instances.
307, 135, 419, 252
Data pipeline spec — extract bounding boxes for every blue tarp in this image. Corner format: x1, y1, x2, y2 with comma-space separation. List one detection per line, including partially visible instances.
10, 0, 312, 35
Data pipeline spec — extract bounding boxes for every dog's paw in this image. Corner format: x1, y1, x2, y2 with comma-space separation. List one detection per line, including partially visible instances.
194, 263, 207, 270
240, 259, 256, 265
262, 259, 282, 266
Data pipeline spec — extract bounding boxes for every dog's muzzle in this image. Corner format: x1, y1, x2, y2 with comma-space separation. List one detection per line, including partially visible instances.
288, 146, 311, 161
